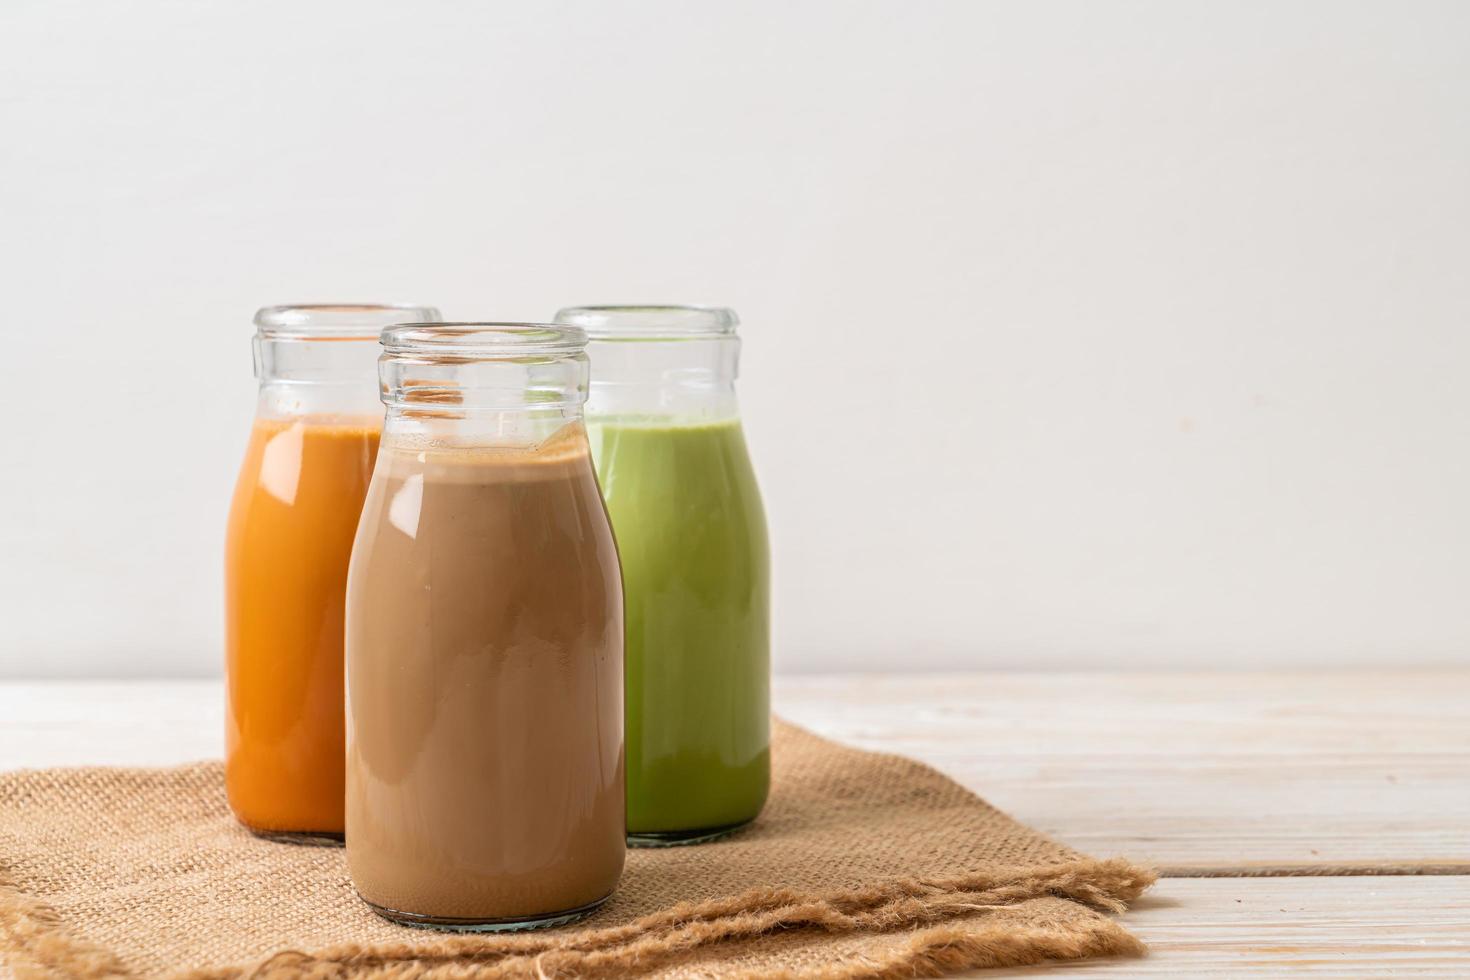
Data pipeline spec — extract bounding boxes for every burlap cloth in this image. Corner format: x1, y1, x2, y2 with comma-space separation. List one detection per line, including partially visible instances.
0, 721, 1153, 979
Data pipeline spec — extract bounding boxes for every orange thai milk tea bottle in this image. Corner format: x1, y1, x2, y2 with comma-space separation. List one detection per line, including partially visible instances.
224, 303, 440, 841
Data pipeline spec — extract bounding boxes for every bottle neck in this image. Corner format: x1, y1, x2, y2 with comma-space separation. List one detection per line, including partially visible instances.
253, 336, 382, 420
585, 336, 741, 422
380, 405, 587, 448
378, 349, 590, 449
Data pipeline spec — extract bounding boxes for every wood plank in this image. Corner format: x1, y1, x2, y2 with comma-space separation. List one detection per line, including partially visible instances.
978, 875, 1470, 976
0, 680, 220, 768
774, 671, 1470, 874
3, 675, 1467, 874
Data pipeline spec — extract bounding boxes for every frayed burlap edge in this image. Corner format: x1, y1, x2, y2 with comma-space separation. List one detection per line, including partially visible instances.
661, 904, 1151, 980
190, 859, 1154, 979
0, 865, 132, 980
0, 857, 1152, 979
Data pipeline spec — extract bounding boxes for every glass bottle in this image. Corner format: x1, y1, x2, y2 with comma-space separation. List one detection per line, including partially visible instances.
555, 305, 770, 846
345, 323, 625, 930
225, 303, 440, 843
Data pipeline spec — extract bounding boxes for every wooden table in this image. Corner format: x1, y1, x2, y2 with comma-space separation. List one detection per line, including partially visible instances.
2, 673, 1466, 975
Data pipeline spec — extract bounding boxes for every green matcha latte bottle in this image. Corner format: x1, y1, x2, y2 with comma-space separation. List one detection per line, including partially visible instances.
555, 305, 770, 846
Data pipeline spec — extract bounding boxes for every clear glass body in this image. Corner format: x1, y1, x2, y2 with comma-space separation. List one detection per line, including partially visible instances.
345, 324, 626, 930
556, 305, 771, 846
225, 304, 440, 842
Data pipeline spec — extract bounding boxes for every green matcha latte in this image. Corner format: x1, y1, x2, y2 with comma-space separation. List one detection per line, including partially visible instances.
558, 305, 771, 845
588, 417, 770, 839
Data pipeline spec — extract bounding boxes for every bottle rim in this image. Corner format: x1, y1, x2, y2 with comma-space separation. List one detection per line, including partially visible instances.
554, 305, 738, 340
254, 303, 442, 340
381, 322, 588, 358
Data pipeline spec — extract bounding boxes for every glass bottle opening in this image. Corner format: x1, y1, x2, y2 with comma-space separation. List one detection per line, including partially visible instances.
378, 324, 591, 424
255, 304, 442, 341
382, 322, 588, 358
554, 306, 738, 341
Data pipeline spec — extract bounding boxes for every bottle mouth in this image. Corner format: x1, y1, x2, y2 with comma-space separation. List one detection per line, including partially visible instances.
255, 304, 442, 340
381, 323, 588, 358
554, 305, 738, 340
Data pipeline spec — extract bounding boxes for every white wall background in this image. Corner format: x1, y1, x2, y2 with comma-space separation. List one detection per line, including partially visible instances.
2, 0, 1467, 677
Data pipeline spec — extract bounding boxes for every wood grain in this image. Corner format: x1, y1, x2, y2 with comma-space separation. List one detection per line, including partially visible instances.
775, 671, 1470, 874
0, 680, 220, 768
979, 875, 1470, 976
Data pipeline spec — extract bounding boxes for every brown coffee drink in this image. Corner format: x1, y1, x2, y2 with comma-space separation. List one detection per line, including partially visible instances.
345, 424, 625, 928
